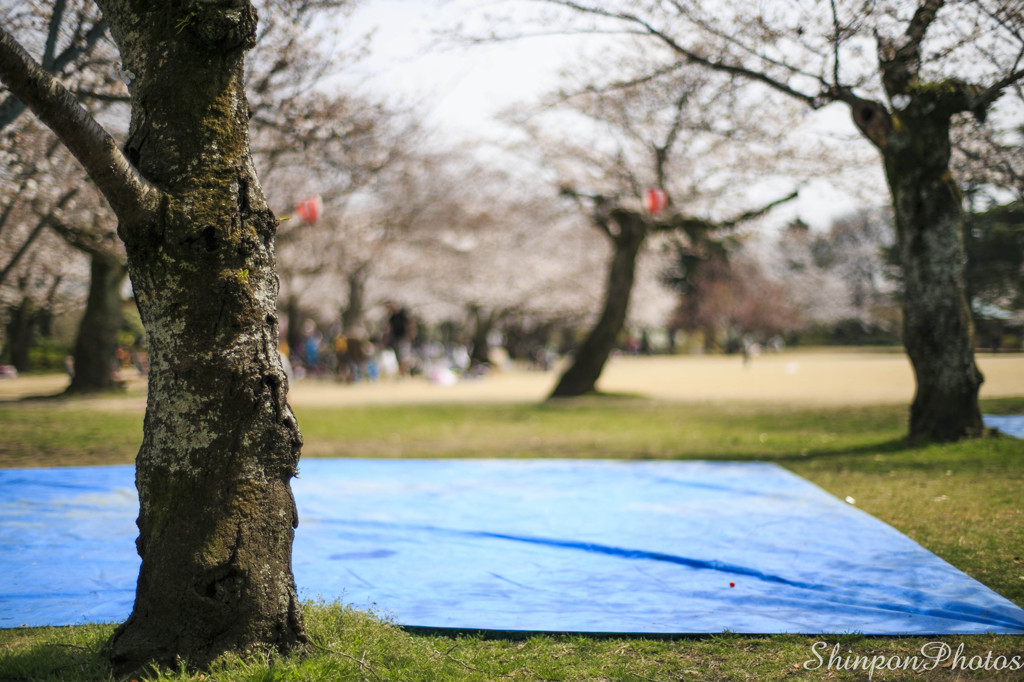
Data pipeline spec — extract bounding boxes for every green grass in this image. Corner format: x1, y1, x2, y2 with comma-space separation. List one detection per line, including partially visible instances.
0, 406, 143, 468
1, 394, 1022, 680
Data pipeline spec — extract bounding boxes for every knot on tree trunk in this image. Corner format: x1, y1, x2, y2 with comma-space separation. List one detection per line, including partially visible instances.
181, 1, 258, 52
851, 100, 891, 150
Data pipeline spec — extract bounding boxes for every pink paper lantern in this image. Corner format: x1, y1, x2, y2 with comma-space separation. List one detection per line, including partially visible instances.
295, 195, 322, 224
645, 188, 668, 215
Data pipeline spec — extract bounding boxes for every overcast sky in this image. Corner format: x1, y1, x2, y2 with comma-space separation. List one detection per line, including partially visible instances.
337, 0, 878, 229
342, 1, 583, 133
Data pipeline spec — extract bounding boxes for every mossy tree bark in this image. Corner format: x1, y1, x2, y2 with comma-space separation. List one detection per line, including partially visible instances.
0, 1, 306, 676
840, 38, 989, 442
848, 95, 984, 442
550, 208, 647, 398
101, 2, 306, 673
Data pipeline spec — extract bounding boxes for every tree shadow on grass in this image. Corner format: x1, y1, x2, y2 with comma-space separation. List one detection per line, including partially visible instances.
543, 391, 651, 405
630, 436, 913, 465
769, 437, 919, 463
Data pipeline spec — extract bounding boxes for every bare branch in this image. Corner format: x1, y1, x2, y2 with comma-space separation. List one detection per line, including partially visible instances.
900, 0, 945, 63
0, 25, 159, 226
0, 188, 79, 287
542, 0, 823, 108
720, 188, 801, 228
879, 0, 944, 94
559, 185, 615, 239
970, 65, 1024, 118
42, 0, 69, 71
0, 11, 109, 131
654, 188, 800, 236
654, 90, 691, 187
551, 61, 690, 102
676, 5, 830, 90
829, 0, 842, 86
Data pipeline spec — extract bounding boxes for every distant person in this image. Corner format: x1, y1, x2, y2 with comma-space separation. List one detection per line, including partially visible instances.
385, 301, 413, 375
333, 332, 350, 381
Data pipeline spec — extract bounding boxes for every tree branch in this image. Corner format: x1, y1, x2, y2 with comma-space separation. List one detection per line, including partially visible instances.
720, 188, 800, 228
0, 25, 159, 226
829, 0, 843, 86
544, 0, 822, 108
900, 0, 944, 64
654, 188, 800, 236
969, 66, 1024, 120
47, 214, 122, 260
654, 90, 691, 188
826, 85, 891, 149
42, 0, 69, 71
559, 185, 616, 239
878, 0, 944, 95
0, 188, 79, 287
0, 13, 110, 131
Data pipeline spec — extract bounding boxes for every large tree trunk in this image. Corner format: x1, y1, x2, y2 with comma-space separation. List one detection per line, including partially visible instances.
550, 210, 646, 398
97, 2, 306, 674
882, 118, 983, 442
66, 253, 126, 393
850, 96, 984, 442
5, 296, 35, 373
468, 306, 497, 368
340, 264, 368, 333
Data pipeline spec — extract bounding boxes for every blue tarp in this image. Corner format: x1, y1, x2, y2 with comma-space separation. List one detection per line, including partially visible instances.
984, 414, 1024, 439
2, 459, 1023, 635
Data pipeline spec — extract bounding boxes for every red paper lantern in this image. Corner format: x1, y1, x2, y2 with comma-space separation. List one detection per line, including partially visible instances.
295, 195, 322, 224
645, 188, 668, 215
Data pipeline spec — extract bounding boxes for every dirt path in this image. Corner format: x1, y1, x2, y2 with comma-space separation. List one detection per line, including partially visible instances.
3, 350, 1020, 408
289, 350, 1024, 407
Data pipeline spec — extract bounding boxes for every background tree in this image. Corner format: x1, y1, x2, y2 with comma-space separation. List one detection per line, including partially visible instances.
954, 87, 1024, 347
0, 232, 85, 372
1, 0, 370, 389
517, 62, 798, 397
240, 6, 419, 352
525, 0, 1024, 441
0, 0, 127, 388
339, 148, 588, 364
666, 246, 799, 352
0, 0, 322, 672
0, 121, 89, 372
964, 201, 1024, 348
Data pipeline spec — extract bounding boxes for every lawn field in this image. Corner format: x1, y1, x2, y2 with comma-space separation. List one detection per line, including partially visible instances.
1, 350, 1022, 680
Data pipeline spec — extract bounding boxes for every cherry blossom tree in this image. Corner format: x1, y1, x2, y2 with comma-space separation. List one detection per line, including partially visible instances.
524, 0, 1024, 440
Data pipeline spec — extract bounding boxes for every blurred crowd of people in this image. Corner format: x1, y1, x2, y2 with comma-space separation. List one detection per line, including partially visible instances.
278, 301, 479, 386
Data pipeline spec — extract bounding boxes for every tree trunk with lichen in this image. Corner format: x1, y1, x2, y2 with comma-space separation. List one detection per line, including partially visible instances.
850, 92, 983, 443
884, 114, 983, 442
1, 4, 306, 673
550, 209, 646, 398
94, 2, 306, 675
